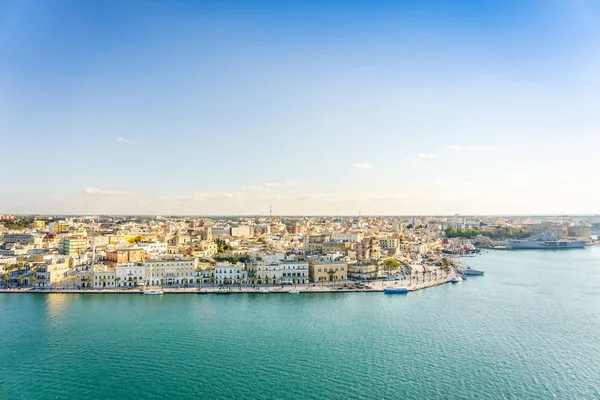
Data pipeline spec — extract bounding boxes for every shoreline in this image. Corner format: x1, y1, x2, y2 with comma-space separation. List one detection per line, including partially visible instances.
0, 275, 457, 295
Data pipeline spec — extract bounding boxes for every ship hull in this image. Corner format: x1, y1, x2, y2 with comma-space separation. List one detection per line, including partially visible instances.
508, 241, 586, 250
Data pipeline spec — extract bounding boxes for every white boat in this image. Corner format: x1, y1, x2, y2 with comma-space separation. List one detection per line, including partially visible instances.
288, 290, 300, 294
143, 288, 163, 295
450, 276, 463, 283
217, 288, 230, 295
464, 267, 484, 276
260, 289, 270, 294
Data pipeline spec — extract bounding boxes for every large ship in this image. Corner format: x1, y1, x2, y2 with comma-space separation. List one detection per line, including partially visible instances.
507, 233, 585, 250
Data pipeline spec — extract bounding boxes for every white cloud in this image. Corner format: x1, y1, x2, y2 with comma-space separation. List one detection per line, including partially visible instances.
446, 144, 499, 151
243, 185, 266, 191
417, 153, 435, 159
83, 187, 132, 198
263, 181, 304, 187
355, 163, 375, 169
117, 137, 132, 144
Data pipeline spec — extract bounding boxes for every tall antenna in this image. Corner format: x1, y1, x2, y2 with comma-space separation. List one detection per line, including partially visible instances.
269, 204, 272, 225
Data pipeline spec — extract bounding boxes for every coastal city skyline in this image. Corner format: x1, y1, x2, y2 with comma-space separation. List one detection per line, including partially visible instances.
3, 1, 600, 399
3, 0, 600, 215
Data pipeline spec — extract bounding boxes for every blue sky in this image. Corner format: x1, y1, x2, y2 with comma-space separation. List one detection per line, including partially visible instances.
1, 0, 599, 215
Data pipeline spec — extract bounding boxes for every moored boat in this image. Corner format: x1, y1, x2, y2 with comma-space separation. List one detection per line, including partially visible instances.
508, 233, 586, 250
260, 289, 270, 294
450, 276, 462, 283
384, 287, 409, 294
288, 290, 300, 294
143, 288, 164, 295
217, 288, 230, 295
464, 267, 484, 276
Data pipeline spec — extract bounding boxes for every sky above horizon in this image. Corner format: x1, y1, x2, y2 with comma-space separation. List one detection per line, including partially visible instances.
1, 0, 599, 215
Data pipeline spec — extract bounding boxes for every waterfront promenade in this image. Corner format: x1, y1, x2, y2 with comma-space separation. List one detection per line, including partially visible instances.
0, 273, 456, 295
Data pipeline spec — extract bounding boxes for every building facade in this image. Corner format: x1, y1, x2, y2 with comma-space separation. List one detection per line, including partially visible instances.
309, 260, 348, 282
60, 237, 88, 256
144, 257, 197, 286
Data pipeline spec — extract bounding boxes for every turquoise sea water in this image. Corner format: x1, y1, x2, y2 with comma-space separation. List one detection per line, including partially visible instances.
1, 248, 600, 400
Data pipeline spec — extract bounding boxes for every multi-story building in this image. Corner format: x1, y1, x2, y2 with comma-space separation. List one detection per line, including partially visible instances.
105, 248, 147, 267
198, 241, 218, 257
254, 262, 280, 284
355, 237, 381, 261
136, 242, 168, 254
116, 263, 146, 287
195, 267, 212, 284
33, 220, 46, 230
568, 225, 592, 240
35, 256, 71, 286
144, 257, 197, 286
323, 241, 351, 253
379, 237, 399, 249
309, 259, 348, 282
280, 261, 309, 284
60, 237, 88, 256
2, 233, 37, 247
347, 263, 381, 280
214, 261, 246, 285
49, 222, 70, 234
92, 265, 116, 288
286, 224, 301, 235
230, 225, 253, 237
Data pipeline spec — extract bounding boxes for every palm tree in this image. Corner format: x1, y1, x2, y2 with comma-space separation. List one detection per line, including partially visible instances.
115, 277, 121, 289
101, 277, 107, 288
2, 273, 10, 289
18, 276, 25, 288
30, 275, 39, 288
421, 270, 426, 283
160, 278, 165, 287
265, 276, 270, 286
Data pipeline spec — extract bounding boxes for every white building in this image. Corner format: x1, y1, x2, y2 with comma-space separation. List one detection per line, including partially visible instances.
35, 256, 71, 287
280, 261, 309, 284
195, 268, 212, 284
215, 261, 246, 285
230, 225, 253, 237
116, 263, 145, 287
137, 242, 168, 254
144, 257, 197, 286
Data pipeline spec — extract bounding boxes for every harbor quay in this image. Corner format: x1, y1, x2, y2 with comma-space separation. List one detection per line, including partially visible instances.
0, 272, 458, 295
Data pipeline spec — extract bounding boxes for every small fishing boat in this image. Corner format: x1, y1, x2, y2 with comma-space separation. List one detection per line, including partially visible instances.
450, 276, 463, 283
383, 287, 409, 294
260, 289, 270, 294
217, 288, 230, 295
288, 290, 300, 294
143, 288, 163, 295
